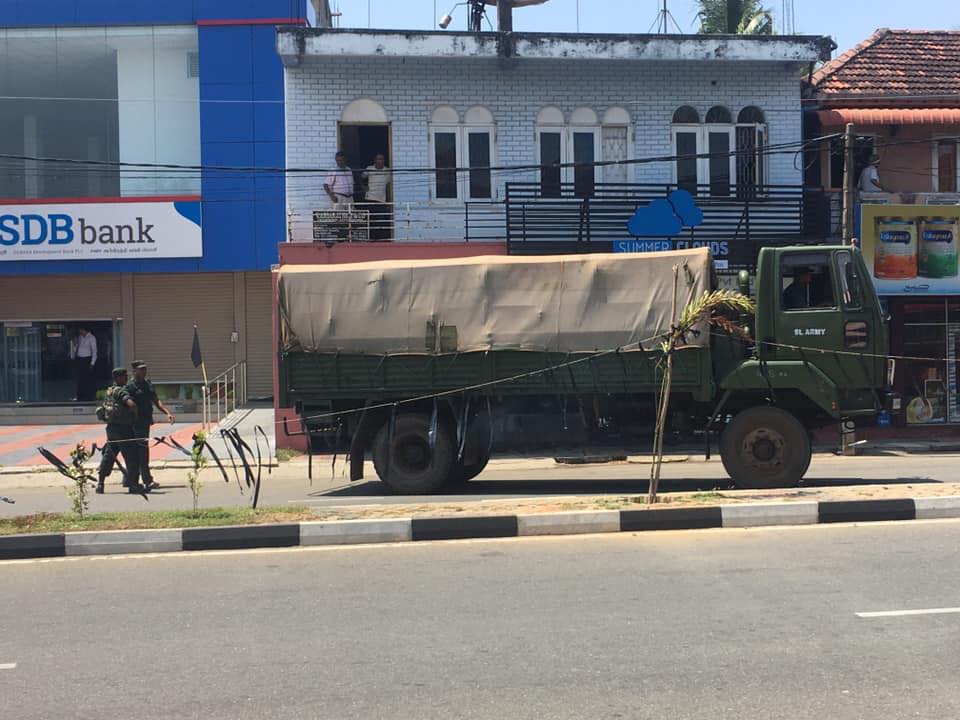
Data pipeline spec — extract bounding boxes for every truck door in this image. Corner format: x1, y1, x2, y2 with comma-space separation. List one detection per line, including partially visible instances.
775, 250, 881, 414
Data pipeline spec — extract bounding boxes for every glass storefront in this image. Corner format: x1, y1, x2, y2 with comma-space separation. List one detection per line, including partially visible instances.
0, 320, 119, 403
893, 299, 960, 424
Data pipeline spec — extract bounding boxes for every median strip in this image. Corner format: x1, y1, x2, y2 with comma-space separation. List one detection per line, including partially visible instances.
1, 495, 959, 561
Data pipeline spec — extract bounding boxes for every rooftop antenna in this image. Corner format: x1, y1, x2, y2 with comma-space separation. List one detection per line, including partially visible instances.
649, 0, 682, 34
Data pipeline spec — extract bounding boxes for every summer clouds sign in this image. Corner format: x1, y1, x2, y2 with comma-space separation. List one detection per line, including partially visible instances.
0, 197, 202, 261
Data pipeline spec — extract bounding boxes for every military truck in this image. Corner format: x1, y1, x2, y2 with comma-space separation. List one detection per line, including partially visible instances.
277, 245, 896, 494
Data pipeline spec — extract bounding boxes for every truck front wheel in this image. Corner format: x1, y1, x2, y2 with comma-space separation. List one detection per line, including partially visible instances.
719, 407, 811, 489
372, 413, 455, 494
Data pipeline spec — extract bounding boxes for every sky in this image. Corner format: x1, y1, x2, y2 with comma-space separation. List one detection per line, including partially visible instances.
318, 0, 959, 59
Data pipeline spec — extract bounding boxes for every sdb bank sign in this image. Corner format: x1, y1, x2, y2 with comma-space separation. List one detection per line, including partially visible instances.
0, 197, 202, 261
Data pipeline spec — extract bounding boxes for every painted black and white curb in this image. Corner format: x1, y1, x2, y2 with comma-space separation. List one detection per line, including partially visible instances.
2, 496, 960, 561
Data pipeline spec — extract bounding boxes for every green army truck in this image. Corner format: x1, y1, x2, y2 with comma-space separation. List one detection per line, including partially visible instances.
277, 245, 896, 494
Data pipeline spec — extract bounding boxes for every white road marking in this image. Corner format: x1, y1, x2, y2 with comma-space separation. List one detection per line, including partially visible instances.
856, 607, 960, 618
0, 663, 17, 670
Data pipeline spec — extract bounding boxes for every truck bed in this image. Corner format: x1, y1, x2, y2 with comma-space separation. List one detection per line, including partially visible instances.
280, 347, 715, 407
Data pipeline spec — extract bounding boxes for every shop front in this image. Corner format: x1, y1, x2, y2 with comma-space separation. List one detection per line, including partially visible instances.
860, 203, 960, 426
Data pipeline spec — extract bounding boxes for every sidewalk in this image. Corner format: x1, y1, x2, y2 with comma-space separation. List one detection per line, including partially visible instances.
0, 405, 276, 475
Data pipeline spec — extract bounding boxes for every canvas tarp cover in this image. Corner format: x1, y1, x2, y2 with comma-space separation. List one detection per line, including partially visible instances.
278, 248, 712, 355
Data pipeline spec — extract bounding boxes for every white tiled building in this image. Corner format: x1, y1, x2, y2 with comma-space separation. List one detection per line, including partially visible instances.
279, 29, 833, 246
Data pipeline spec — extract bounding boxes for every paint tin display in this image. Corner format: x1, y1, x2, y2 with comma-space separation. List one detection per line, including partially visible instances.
874, 218, 917, 279
919, 217, 959, 279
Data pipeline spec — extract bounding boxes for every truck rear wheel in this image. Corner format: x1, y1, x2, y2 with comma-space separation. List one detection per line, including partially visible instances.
372, 413, 455, 494
719, 407, 811, 489
449, 452, 491, 485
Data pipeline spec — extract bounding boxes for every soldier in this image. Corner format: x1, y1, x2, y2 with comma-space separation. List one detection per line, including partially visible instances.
96, 368, 139, 494
126, 360, 175, 493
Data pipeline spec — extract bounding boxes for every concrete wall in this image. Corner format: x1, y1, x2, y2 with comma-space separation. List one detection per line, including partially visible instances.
285, 56, 806, 242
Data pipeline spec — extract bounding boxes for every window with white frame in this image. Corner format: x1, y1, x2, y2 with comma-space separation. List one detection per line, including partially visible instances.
933, 138, 959, 193
672, 105, 763, 198
736, 106, 768, 199
602, 107, 632, 185
429, 106, 496, 201
536, 106, 602, 197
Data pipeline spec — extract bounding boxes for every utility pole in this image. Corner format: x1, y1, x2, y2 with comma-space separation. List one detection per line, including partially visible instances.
841, 122, 856, 245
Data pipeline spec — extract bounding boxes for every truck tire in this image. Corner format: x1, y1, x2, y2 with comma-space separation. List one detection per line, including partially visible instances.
372, 413, 455, 494
449, 452, 491, 486
719, 407, 811, 489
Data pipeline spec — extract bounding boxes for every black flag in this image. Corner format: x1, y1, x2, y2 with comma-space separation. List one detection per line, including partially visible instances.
191, 326, 203, 368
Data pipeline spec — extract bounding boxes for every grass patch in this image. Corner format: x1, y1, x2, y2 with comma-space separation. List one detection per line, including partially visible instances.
275, 448, 303, 463
0, 505, 315, 536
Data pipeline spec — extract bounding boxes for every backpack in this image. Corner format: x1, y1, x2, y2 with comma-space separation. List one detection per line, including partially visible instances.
97, 385, 133, 424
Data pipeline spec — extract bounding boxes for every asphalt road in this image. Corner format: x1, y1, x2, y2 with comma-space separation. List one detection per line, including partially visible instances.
1, 452, 958, 515
3, 521, 960, 719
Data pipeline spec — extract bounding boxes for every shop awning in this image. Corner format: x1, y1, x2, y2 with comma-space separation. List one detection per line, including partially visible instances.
817, 108, 960, 128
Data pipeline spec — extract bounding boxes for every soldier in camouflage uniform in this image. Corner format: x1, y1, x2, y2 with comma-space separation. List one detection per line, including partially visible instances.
96, 367, 140, 494
126, 360, 175, 493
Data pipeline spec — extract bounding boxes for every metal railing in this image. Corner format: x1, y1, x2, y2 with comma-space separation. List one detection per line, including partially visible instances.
202, 361, 248, 430
504, 182, 834, 269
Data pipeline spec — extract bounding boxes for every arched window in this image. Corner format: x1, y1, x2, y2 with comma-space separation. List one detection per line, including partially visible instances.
341, 98, 389, 123
736, 106, 768, 199
738, 106, 765, 124
705, 106, 733, 124
672, 105, 734, 197
536, 107, 565, 198
428, 106, 497, 201
672, 106, 700, 124
463, 106, 495, 200
602, 107, 632, 184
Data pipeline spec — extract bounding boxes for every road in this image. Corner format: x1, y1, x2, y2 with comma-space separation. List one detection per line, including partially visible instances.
3, 521, 960, 719
1, 451, 958, 516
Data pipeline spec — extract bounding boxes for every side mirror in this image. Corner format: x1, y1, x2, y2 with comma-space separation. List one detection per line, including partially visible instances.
737, 270, 751, 298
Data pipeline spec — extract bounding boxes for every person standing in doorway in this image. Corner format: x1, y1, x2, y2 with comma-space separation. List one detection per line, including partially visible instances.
126, 360, 175, 493
363, 153, 393, 241
96, 368, 139, 494
324, 151, 355, 209
70, 326, 97, 401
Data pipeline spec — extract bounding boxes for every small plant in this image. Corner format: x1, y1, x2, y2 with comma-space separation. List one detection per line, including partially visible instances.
275, 447, 301, 463
187, 431, 209, 515
66, 443, 96, 519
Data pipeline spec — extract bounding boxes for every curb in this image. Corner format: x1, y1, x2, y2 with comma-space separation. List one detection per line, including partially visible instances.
3, 495, 960, 561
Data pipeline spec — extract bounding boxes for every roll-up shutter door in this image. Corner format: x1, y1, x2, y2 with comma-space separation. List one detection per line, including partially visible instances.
0, 275, 121, 320
132, 274, 236, 383
244, 272, 273, 399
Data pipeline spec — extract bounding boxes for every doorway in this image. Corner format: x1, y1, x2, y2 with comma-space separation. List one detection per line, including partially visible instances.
338, 123, 392, 239
0, 320, 118, 403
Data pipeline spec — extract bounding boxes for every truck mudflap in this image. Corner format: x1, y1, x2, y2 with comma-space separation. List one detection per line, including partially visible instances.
349, 404, 380, 482
720, 360, 845, 419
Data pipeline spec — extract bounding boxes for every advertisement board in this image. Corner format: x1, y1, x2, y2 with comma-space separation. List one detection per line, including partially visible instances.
0, 197, 202, 261
860, 204, 960, 295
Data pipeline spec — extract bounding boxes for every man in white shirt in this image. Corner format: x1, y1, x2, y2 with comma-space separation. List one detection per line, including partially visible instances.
363, 153, 393, 241
323, 151, 354, 209
70, 326, 97, 401
858, 154, 883, 193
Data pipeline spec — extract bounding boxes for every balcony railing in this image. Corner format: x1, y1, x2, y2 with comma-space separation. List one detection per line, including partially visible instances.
504, 182, 834, 269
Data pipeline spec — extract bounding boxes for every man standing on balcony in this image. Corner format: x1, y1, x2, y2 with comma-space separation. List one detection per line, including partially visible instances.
324, 151, 354, 209
363, 153, 392, 241
858, 154, 884, 193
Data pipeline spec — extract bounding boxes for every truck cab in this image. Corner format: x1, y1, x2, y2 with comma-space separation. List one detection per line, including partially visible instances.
716, 245, 892, 488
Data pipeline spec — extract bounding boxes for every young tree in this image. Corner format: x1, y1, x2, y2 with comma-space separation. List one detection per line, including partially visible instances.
696, 0, 774, 35
649, 276, 755, 505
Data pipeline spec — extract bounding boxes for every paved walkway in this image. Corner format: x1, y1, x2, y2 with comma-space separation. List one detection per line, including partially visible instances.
0, 406, 275, 469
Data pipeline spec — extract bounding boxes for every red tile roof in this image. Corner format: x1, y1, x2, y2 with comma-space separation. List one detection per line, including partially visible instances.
810, 29, 960, 106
